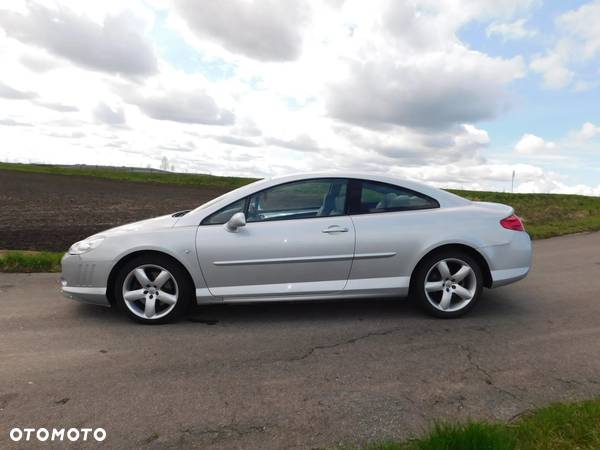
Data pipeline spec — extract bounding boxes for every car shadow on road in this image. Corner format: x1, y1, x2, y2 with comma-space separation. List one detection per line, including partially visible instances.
185, 288, 528, 326
71, 287, 528, 326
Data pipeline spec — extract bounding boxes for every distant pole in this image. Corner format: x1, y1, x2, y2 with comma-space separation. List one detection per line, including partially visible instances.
511, 170, 515, 193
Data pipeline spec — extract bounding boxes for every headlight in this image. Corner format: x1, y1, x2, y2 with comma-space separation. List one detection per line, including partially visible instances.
68, 236, 105, 255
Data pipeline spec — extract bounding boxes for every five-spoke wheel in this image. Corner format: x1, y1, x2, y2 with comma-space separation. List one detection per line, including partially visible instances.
114, 255, 193, 324
122, 265, 179, 320
424, 258, 477, 312
413, 250, 483, 318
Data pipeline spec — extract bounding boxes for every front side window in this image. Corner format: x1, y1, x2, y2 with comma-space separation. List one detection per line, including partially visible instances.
356, 181, 438, 214
247, 178, 347, 222
202, 199, 245, 225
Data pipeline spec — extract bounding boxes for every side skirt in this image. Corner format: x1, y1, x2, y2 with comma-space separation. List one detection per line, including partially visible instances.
195, 276, 410, 304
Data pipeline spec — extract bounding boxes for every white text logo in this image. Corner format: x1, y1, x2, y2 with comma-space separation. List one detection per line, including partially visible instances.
10, 428, 106, 442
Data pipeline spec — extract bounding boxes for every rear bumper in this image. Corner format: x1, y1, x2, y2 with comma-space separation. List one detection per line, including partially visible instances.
483, 232, 532, 288
490, 266, 530, 288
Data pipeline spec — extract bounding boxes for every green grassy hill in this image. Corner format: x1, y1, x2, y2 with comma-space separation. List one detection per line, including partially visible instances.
451, 189, 600, 239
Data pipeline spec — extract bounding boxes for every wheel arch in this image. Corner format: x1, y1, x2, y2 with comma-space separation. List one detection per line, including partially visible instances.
409, 243, 493, 291
106, 250, 196, 306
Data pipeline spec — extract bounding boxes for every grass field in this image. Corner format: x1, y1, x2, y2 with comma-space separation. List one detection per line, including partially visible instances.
2, 162, 599, 240
0, 162, 253, 190
353, 399, 600, 450
452, 189, 600, 240
0, 251, 63, 273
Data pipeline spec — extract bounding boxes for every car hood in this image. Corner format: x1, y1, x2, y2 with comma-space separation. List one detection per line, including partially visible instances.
99, 214, 180, 236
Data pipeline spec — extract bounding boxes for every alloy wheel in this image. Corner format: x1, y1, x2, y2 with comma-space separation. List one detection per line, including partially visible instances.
122, 264, 179, 320
424, 258, 477, 312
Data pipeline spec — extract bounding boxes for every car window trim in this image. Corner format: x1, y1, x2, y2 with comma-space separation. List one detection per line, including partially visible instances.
200, 177, 351, 225
245, 177, 350, 224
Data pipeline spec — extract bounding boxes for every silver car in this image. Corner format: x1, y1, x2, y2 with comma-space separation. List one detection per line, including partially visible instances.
61, 172, 532, 323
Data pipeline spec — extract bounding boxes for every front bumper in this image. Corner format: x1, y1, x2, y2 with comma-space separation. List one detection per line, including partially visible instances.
61, 283, 110, 306
61, 253, 111, 307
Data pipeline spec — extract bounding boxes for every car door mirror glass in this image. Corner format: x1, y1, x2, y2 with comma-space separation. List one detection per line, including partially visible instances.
225, 212, 246, 232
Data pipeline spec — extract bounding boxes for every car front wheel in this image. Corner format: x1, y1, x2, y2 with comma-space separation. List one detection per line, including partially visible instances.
114, 255, 193, 324
413, 250, 483, 318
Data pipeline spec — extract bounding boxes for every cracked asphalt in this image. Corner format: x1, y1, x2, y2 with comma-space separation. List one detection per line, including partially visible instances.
1, 232, 600, 449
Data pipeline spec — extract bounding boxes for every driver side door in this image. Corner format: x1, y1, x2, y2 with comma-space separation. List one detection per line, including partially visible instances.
196, 178, 355, 300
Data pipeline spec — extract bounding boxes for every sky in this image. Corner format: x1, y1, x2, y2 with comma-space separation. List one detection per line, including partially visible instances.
0, 0, 599, 195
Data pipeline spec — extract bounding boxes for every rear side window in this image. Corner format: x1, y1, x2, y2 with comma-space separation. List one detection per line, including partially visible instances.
353, 180, 438, 214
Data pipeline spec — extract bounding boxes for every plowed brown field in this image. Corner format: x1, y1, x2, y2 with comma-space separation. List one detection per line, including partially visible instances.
0, 169, 227, 251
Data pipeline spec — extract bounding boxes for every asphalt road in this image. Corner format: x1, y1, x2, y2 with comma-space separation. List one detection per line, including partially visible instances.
1, 232, 600, 449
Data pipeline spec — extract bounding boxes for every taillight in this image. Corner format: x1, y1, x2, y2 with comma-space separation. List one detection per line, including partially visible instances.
500, 214, 525, 232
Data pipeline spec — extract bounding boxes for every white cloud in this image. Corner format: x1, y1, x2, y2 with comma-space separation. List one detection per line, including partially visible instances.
0, 118, 33, 127
334, 123, 490, 167
530, 42, 574, 89
124, 88, 234, 125
558, 0, 600, 60
34, 100, 79, 112
517, 179, 600, 196
266, 135, 322, 152
114, 69, 236, 126
211, 135, 260, 148
486, 18, 536, 41
514, 133, 556, 155
19, 51, 62, 73
0, 80, 37, 99
530, 0, 600, 90
573, 79, 600, 92
327, 52, 524, 129
0, 3, 157, 76
173, 0, 309, 61
573, 122, 600, 142
319, 1, 527, 131
93, 102, 126, 125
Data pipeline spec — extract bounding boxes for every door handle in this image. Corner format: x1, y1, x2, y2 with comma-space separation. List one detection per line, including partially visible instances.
322, 225, 349, 233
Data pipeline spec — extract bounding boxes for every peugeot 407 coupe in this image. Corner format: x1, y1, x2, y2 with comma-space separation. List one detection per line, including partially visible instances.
61, 173, 532, 323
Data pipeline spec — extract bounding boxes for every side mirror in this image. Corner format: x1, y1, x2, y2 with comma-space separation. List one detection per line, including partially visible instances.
225, 212, 246, 232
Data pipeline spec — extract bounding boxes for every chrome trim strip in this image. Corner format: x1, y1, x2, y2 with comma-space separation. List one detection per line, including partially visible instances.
213, 252, 395, 266
213, 254, 354, 266
353, 252, 397, 259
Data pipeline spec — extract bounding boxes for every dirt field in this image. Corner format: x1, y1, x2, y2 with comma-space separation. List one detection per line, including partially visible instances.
0, 169, 228, 251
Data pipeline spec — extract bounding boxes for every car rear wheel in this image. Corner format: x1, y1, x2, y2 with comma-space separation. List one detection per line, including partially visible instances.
413, 250, 483, 318
114, 255, 193, 324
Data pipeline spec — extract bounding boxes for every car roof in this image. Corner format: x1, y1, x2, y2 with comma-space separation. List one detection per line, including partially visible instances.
264, 172, 468, 205
267, 171, 437, 192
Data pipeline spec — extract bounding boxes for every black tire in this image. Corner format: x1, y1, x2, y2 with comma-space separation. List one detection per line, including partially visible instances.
113, 254, 194, 324
411, 249, 483, 318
